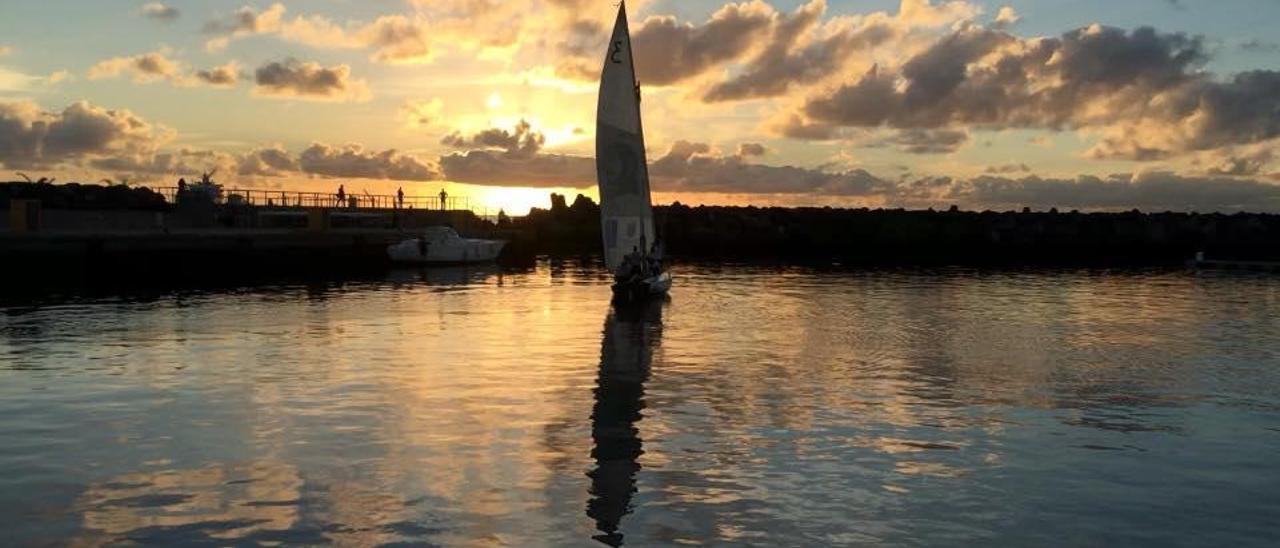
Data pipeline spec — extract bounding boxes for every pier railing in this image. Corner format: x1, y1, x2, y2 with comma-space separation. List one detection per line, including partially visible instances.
151, 187, 470, 212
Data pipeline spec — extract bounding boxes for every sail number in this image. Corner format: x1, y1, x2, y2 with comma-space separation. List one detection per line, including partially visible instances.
610, 41, 623, 64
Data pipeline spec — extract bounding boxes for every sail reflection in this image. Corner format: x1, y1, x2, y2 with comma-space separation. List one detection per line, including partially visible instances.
587, 299, 664, 546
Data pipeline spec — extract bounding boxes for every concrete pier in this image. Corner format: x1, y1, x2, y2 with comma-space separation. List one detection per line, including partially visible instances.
0, 228, 410, 282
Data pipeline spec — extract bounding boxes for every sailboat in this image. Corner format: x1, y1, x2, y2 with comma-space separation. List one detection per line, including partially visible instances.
597, 0, 672, 302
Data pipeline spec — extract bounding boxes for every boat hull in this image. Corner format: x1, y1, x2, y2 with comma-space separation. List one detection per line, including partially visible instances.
611, 271, 671, 302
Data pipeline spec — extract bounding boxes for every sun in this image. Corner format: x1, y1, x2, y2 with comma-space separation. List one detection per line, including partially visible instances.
486, 92, 504, 110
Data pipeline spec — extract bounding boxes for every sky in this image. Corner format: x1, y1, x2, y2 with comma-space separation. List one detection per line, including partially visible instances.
2, 0, 1280, 214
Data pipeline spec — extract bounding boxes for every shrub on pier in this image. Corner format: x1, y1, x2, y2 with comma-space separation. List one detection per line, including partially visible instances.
0, 182, 168, 211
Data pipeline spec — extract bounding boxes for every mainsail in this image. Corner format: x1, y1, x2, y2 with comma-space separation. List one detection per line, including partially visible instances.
597, 0, 655, 273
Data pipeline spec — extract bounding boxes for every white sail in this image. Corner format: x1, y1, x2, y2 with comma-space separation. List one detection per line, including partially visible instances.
597, 0, 655, 273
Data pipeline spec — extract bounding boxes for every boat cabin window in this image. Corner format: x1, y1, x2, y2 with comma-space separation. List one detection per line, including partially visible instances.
421, 227, 460, 241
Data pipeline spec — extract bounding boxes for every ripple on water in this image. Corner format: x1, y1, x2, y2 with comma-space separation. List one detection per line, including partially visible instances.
0, 264, 1278, 545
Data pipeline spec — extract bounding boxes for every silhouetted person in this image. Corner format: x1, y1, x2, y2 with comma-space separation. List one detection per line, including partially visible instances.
336, 184, 346, 207
175, 178, 187, 203
397, 187, 405, 209
616, 246, 644, 283
439, 188, 448, 210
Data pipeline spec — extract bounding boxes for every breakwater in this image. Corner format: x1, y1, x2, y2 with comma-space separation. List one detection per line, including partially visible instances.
506, 193, 1280, 266
6, 183, 1280, 281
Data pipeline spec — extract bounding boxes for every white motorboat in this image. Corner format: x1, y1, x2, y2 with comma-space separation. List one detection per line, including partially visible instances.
596, 1, 671, 302
387, 226, 505, 265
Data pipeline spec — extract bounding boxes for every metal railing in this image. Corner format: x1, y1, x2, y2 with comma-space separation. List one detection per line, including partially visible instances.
150, 186, 470, 212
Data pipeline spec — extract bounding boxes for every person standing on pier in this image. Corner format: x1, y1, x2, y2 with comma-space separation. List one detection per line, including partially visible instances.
439, 188, 448, 210
397, 187, 405, 209
336, 184, 346, 208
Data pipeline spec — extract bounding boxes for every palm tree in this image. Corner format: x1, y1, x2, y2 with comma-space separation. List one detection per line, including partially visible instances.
13, 172, 51, 183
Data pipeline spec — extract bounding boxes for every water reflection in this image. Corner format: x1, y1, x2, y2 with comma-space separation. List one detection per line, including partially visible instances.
2, 264, 1279, 545
588, 299, 665, 546
385, 265, 503, 287
73, 461, 303, 545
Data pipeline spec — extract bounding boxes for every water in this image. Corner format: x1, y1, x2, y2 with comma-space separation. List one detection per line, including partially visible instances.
2, 262, 1279, 546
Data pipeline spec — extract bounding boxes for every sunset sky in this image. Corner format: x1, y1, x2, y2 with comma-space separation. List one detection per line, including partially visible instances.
3, 0, 1280, 213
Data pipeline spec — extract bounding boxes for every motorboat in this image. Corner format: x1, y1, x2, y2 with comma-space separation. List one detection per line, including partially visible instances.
387, 226, 505, 264
596, 1, 671, 303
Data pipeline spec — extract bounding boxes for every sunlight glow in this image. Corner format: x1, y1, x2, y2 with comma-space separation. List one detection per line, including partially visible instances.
486, 92, 504, 110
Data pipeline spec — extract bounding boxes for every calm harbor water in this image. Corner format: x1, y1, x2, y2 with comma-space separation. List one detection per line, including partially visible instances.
2, 262, 1278, 546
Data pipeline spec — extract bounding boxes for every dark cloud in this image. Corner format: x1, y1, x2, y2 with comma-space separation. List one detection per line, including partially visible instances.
203, 3, 282, 36
782, 25, 1280, 159
737, 142, 768, 157
596, 140, 1280, 212
554, 0, 976, 90
438, 150, 595, 187
650, 140, 897, 195
985, 163, 1031, 174
1089, 70, 1280, 159
643, 149, 1280, 211
434, 137, 885, 193
0, 100, 164, 169
441, 119, 544, 158
437, 119, 591, 187
558, 18, 606, 58
1240, 39, 1280, 53
956, 172, 1280, 212
886, 129, 969, 154
631, 2, 774, 85
253, 59, 369, 101
238, 145, 298, 176
194, 63, 239, 86
140, 3, 179, 23
703, 1, 895, 102
1206, 148, 1274, 177
0, 103, 46, 165
89, 148, 234, 177
299, 143, 439, 181
77, 141, 435, 183
360, 15, 431, 64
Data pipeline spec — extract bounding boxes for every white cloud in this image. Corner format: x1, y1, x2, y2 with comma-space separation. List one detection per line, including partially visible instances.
0, 66, 40, 92
402, 98, 444, 128
140, 2, 180, 22
87, 51, 183, 84
994, 6, 1020, 27
203, 4, 433, 64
